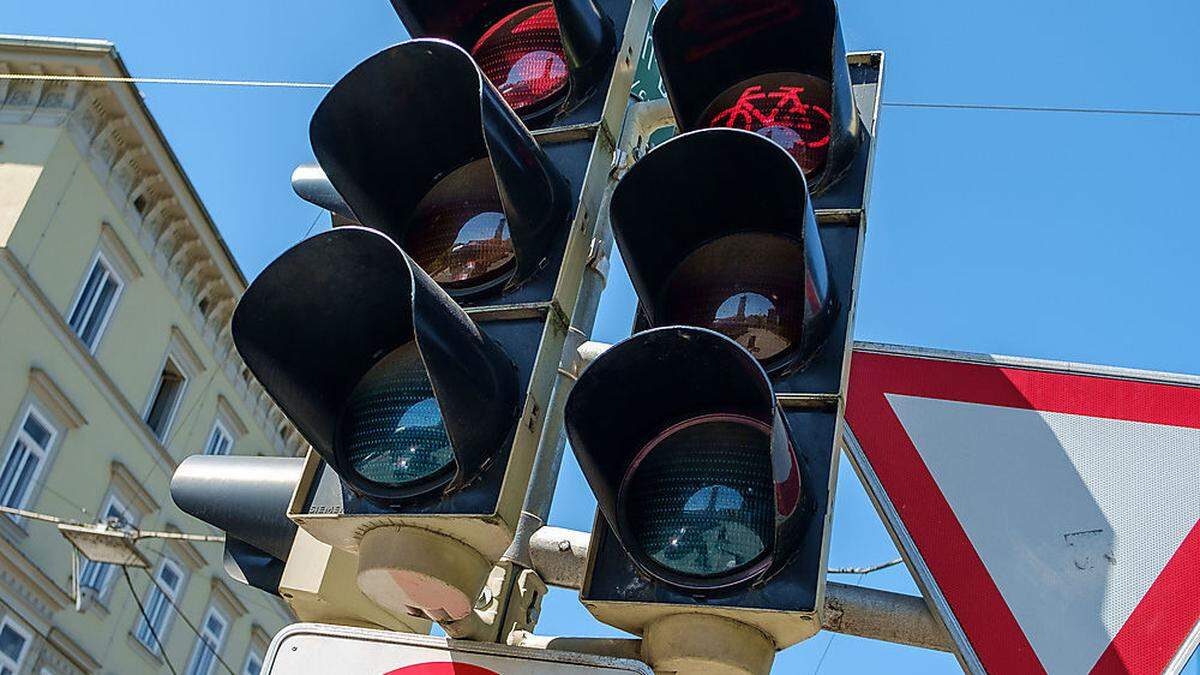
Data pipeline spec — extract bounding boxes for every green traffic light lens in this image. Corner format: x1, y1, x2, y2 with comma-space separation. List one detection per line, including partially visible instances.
621, 415, 775, 582
340, 344, 455, 490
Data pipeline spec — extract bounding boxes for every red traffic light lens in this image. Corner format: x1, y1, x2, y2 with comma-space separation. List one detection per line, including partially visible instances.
339, 344, 455, 490
620, 414, 774, 583
472, 2, 570, 117
701, 73, 833, 179
660, 233, 813, 367
406, 159, 517, 296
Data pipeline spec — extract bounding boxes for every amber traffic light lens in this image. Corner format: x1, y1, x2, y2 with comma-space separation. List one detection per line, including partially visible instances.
406, 159, 517, 296
339, 344, 455, 490
472, 2, 570, 116
701, 72, 833, 178
660, 233, 807, 366
621, 415, 775, 581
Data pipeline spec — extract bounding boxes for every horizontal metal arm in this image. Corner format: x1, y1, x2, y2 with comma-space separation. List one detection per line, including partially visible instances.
528, 526, 954, 653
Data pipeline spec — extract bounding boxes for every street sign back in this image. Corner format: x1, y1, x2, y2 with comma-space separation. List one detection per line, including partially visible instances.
263, 623, 652, 675
844, 343, 1200, 675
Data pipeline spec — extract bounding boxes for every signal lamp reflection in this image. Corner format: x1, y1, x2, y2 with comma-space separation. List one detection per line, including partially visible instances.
472, 2, 570, 117
621, 414, 775, 584
660, 233, 817, 368
406, 159, 517, 297
339, 343, 455, 491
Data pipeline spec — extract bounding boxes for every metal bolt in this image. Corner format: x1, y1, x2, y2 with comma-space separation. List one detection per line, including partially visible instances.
558, 540, 572, 552
476, 587, 494, 609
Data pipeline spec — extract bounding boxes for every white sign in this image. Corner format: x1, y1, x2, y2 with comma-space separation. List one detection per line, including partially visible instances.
264, 623, 652, 675
845, 344, 1200, 675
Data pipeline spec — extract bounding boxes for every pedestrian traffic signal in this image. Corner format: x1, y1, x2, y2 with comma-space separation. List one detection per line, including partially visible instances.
242, 0, 653, 627
562, 0, 883, 667
390, 0, 632, 128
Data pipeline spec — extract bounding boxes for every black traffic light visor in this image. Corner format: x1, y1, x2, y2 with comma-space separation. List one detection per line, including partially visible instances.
653, 0, 861, 193
231, 227, 519, 504
390, 0, 615, 112
309, 39, 570, 291
610, 129, 833, 373
565, 327, 807, 591
171, 455, 306, 595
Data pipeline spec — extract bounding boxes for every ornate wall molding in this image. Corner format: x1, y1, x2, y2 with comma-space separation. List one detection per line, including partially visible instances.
0, 50, 307, 458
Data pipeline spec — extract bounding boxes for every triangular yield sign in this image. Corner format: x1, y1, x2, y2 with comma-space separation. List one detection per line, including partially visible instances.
845, 346, 1200, 675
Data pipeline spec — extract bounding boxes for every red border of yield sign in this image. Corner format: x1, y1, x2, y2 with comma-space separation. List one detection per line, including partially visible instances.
845, 349, 1200, 674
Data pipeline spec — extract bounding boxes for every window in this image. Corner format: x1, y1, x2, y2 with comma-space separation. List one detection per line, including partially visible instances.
203, 421, 233, 456
134, 558, 185, 654
242, 650, 262, 675
183, 606, 228, 675
0, 405, 57, 514
0, 617, 30, 675
67, 252, 123, 352
145, 358, 187, 441
78, 494, 136, 597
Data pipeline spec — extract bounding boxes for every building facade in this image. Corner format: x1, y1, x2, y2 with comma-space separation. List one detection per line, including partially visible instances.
0, 35, 305, 674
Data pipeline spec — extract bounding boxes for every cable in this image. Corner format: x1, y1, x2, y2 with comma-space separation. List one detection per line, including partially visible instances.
139, 566, 237, 675
828, 558, 903, 575
811, 572, 866, 674
124, 567, 181, 675
883, 101, 1200, 119
300, 207, 325, 242
6, 72, 1200, 119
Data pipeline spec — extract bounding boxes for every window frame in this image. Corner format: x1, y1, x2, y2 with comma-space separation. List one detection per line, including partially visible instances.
143, 355, 189, 443
0, 615, 32, 675
241, 649, 263, 675
0, 403, 59, 516
78, 492, 137, 600
203, 419, 234, 456
183, 604, 229, 675
66, 249, 124, 353
133, 557, 186, 655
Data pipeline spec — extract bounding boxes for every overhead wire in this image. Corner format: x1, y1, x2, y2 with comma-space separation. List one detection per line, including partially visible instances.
124, 566, 181, 675
138, 564, 238, 675
4, 72, 1200, 119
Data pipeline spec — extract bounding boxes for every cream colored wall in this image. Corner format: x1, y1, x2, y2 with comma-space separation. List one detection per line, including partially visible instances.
0, 107, 291, 674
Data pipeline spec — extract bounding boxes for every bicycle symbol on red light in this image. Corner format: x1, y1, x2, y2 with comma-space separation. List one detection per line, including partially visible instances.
707, 82, 833, 177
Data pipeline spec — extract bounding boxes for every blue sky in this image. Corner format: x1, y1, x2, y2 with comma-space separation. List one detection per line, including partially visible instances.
8, 1, 1200, 672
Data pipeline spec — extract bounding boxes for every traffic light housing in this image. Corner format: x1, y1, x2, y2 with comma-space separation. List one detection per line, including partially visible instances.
390, 0, 631, 129
651, 0, 863, 201
171, 455, 304, 596
249, 0, 653, 625
563, 0, 884, 657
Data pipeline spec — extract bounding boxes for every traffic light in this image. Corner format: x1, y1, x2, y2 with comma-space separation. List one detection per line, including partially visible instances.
562, 0, 883, 668
389, 0, 632, 129
171, 454, 431, 634
240, 0, 653, 630
172, 455, 304, 596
